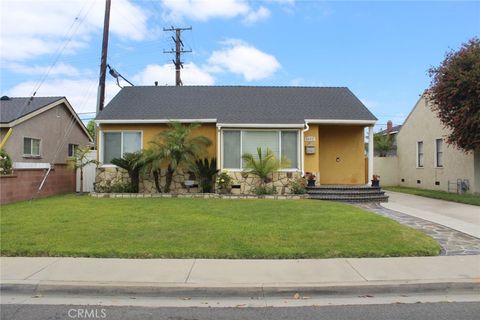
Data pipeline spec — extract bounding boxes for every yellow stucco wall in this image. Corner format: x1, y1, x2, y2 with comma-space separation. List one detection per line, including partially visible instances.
98, 123, 217, 160
303, 125, 319, 173
317, 125, 366, 184
98, 123, 366, 184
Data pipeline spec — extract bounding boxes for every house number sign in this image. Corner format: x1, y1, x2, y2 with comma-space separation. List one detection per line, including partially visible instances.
305, 136, 316, 142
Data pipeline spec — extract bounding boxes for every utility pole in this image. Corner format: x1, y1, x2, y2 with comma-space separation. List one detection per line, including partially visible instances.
163, 26, 192, 86
96, 0, 111, 115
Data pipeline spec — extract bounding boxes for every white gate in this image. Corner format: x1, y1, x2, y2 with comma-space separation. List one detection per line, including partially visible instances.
76, 150, 97, 192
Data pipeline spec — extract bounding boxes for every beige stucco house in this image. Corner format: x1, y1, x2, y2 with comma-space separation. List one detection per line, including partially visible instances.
0, 96, 92, 168
375, 94, 480, 194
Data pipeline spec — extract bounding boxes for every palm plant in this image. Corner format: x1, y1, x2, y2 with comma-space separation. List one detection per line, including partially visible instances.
190, 158, 219, 193
374, 134, 393, 157
68, 145, 98, 193
111, 151, 143, 193
241, 147, 289, 186
149, 122, 212, 193
137, 149, 163, 193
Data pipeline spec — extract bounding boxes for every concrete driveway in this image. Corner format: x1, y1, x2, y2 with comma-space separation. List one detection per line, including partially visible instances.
382, 191, 480, 238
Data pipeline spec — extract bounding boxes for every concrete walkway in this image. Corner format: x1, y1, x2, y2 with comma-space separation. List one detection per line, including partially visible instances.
382, 191, 480, 238
1, 256, 479, 295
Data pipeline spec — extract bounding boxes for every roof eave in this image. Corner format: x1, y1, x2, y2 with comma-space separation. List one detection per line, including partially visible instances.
95, 118, 218, 124
305, 119, 377, 125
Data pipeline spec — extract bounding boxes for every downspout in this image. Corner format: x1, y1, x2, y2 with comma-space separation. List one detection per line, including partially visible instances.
216, 125, 221, 170
301, 121, 310, 176
0, 128, 13, 149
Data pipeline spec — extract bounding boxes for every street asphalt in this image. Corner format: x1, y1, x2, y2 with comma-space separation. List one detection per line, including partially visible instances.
2, 302, 480, 320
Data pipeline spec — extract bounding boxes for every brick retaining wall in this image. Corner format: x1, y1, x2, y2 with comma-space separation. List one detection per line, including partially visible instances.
0, 164, 76, 204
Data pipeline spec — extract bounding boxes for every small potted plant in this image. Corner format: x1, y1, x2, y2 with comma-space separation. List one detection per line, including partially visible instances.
305, 172, 316, 187
371, 174, 380, 187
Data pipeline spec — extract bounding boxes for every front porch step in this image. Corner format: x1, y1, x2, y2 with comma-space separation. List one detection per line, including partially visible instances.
306, 185, 388, 203
307, 189, 385, 195
307, 185, 381, 191
308, 194, 389, 202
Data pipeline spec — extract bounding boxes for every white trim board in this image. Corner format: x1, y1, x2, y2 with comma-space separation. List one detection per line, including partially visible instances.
304, 119, 376, 125
96, 119, 217, 124
13, 162, 51, 169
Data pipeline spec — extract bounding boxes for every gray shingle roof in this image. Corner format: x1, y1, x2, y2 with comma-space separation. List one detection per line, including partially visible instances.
96, 86, 377, 123
378, 125, 402, 135
0, 96, 64, 123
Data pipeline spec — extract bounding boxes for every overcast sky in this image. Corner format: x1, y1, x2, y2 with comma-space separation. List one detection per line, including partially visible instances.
1, 0, 478, 130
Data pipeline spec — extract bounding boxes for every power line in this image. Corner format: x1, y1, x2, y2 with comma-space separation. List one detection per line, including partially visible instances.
163, 26, 192, 86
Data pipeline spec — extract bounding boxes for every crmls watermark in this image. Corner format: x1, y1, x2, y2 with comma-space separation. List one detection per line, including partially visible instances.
67, 308, 107, 319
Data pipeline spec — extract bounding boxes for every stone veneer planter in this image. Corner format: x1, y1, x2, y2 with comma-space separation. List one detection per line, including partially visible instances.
95, 166, 303, 195
90, 192, 309, 200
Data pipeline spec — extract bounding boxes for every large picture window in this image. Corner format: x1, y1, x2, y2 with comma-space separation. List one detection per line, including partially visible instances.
222, 130, 299, 170
103, 131, 141, 164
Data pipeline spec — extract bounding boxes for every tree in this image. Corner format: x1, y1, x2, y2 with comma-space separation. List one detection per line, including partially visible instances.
427, 37, 480, 152
68, 145, 98, 193
111, 151, 143, 193
86, 120, 96, 141
242, 147, 288, 186
374, 134, 393, 157
149, 122, 211, 193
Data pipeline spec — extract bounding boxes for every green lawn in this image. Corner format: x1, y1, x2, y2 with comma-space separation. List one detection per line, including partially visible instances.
384, 186, 480, 206
0, 195, 440, 259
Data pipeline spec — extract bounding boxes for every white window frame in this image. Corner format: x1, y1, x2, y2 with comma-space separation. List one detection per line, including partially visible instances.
221, 129, 301, 172
416, 141, 424, 168
434, 138, 444, 168
99, 130, 143, 166
23, 136, 41, 157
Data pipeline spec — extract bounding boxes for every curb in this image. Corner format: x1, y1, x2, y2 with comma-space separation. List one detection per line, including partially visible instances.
2, 281, 479, 298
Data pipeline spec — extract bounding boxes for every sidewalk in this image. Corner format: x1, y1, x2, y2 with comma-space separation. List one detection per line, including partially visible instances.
1, 256, 479, 296
383, 191, 480, 238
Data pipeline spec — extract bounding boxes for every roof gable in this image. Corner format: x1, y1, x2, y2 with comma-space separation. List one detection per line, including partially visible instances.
0, 96, 92, 141
96, 86, 377, 124
0, 96, 63, 123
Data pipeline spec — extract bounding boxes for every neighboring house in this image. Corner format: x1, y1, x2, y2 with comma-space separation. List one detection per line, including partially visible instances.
374, 94, 480, 194
0, 96, 92, 166
95, 86, 377, 193
375, 120, 402, 156
0, 96, 92, 204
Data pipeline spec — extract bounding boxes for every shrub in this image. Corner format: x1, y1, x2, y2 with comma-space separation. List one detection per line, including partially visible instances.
252, 185, 277, 195
110, 152, 143, 193
95, 181, 135, 193
0, 149, 13, 175
191, 158, 219, 193
289, 177, 307, 194
217, 171, 232, 194
110, 182, 136, 193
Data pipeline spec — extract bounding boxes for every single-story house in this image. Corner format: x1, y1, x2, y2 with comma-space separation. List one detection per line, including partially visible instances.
374, 94, 480, 194
0, 96, 92, 166
0, 96, 92, 203
94, 86, 377, 194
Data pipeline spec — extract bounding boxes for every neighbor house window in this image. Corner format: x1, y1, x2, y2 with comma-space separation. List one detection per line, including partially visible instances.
435, 138, 443, 167
222, 130, 299, 170
103, 131, 141, 164
417, 141, 424, 167
68, 144, 78, 157
23, 137, 41, 157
